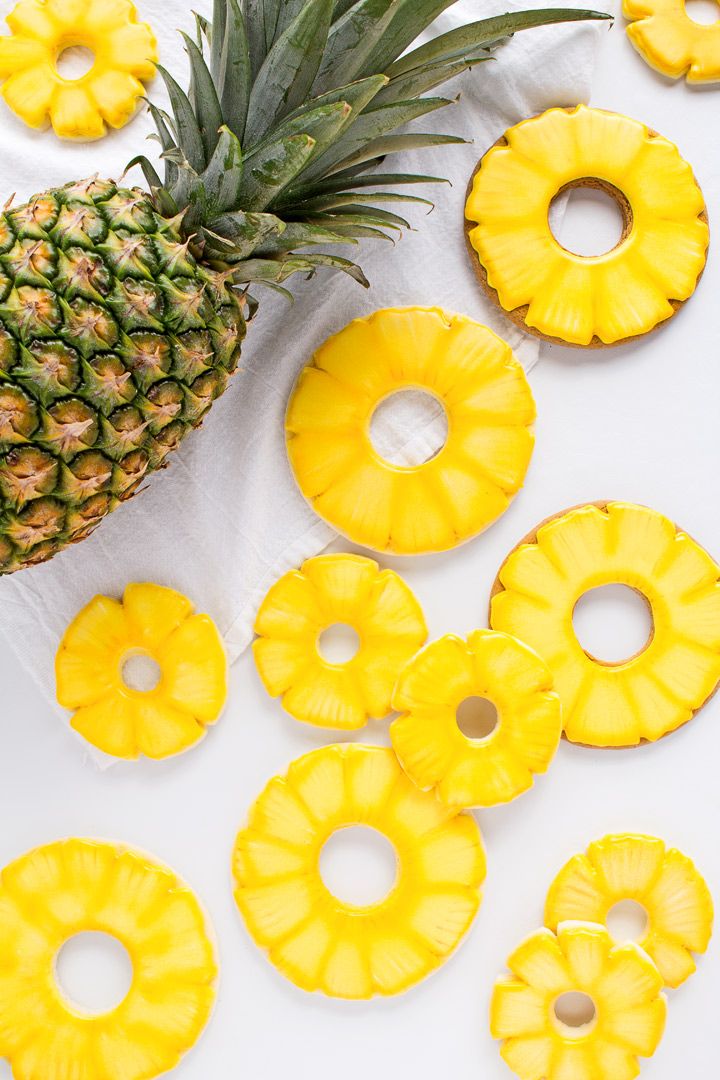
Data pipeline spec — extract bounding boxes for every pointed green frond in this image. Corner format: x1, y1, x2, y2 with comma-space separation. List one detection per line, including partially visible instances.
291, 190, 433, 212
326, 131, 466, 175
145, 101, 180, 188
313, 0, 400, 93
255, 221, 357, 253
303, 204, 411, 228
202, 210, 283, 259
156, 65, 206, 172
209, 0, 228, 77
375, 55, 490, 105
218, 0, 252, 141
247, 101, 352, 166
200, 126, 245, 214
285, 171, 448, 201
182, 33, 224, 159
235, 133, 318, 210
363, 0, 461, 73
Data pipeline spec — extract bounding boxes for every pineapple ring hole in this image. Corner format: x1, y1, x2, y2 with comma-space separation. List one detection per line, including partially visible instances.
369, 388, 449, 467
317, 623, 361, 664
572, 584, 654, 664
607, 898, 649, 943
684, 0, 720, 25
549, 181, 630, 258
55, 45, 96, 80
121, 652, 162, 692
55, 932, 134, 1015
456, 695, 499, 742
320, 826, 398, 906
552, 991, 597, 1036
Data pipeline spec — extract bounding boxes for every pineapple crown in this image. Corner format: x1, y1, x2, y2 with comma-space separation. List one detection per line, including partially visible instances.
130, 0, 609, 294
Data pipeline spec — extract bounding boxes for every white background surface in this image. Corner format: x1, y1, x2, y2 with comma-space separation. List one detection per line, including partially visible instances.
1, 3, 720, 1079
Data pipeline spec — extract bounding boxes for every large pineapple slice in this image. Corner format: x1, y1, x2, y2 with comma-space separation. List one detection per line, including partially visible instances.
232, 744, 485, 998
0, 837, 217, 1080
545, 833, 714, 988
490, 501, 720, 747
286, 307, 535, 554
491, 921, 667, 1080
391, 629, 561, 808
253, 552, 426, 729
56, 581, 227, 758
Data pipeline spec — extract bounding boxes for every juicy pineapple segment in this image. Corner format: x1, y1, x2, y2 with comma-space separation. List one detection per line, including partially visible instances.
490, 501, 720, 747
286, 307, 535, 555
466, 105, 708, 346
0, 0, 158, 138
624, 0, 720, 83
545, 833, 714, 988
56, 581, 227, 759
232, 744, 485, 999
391, 630, 561, 808
491, 922, 667, 1080
253, 553, 426, 730
0, 838, 217, 1080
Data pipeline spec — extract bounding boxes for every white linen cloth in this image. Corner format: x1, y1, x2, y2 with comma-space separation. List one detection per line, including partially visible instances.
0, 0, 606, 722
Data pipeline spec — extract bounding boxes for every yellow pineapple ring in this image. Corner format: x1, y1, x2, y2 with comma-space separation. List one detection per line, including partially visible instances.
0, 0, 157, 139
545, 833, 714, 988
491, 921, 667, 1080
56, 582, 227, 759
285, 306, 535, 555
624, 0, 720, 83
0, 838, 217, 1079
490, 501, 720, 747
391, 629, 562, 808
465, 105, 708, 347
232, 744, 486, 999
253, 553, 427, 729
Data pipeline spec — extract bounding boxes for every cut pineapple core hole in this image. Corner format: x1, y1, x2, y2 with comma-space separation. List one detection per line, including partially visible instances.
320, 826, 398, 907
369, 388, 448, 466
552, 990, 597, 1035
683, 0, 720, 25
572, 583, 653, 664
55, 45, 96, 80
456, 695, 499, 742
606, 898, 650, 943
317, 623, 361, 665
549, 182, 627, 258
55, 931, 133, 1015
121, 652, 162, 692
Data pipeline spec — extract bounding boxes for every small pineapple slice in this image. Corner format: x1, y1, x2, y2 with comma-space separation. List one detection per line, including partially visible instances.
490, 501, 720, 747
286, 307, 535, 555
491, 922, 667, 1080
232, 744, 486, 999
391, 630, 562, 808
253, 553, 427, 729
623, 0, 720, 83
0, 838, 217, 1080
545, 833, 714, 988
56, 582, 227, 759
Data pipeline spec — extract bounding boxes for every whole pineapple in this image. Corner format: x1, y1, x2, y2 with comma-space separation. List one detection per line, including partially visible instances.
0, 0, 606, 574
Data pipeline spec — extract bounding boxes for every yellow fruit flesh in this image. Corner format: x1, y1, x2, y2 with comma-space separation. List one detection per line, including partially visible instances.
545, 833, 714, 988
490, 502, 720, 747
56, 582, 227, 759
491, 922, 667, 1080
253, 553, 427, 729
466, 105, 708, 345
0, 838, 217, 1080
391, 629, 562, 808
624, 0, 720, 82
232, 744, 486, 999
0, 0, 157, 139
286, 307, 535, 555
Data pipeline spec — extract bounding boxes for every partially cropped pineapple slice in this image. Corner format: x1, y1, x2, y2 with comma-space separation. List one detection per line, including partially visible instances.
391, 630, 561, 808
56, 582, 227, 759
286, 307, 535, 555
624, 0, 720, 83
233, 744, 485, 999
253, 553, 427, 729
490, 501, 720, 746
0, 838, 217, 1080
491, 922, 667, 1080
545, 833, 714, 988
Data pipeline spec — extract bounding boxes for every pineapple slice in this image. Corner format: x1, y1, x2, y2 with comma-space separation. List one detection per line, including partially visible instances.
624, 0, 720, 83
254, 553, 426, 729
232, 744, 486, 999
490, 501, 720, 747
286, 307, 535, 555
545, 833, 714, 988
0, 0, 158, 139
466, 105, 708, 346
491, 921, 667, 1080
391, 630, 562, 808
56, 582, 227, 759
0, 838, 217, 1079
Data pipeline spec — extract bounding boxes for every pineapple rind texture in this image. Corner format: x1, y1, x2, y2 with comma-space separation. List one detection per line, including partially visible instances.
286, 307, 536, 555
0, 178, 246, 575
253, 552, 427, 729
490, 501, 720, 746
391, 629, 562, 808
55, 581, 228, 759
623, 0, 720, 84
232, 743, 486, 999
545, 833, 714, 988
0, 837, 218, 1080
490, 922, 667, 1080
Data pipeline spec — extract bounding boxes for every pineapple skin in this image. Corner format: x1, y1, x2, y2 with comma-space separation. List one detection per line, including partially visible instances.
0, 177, 246, 573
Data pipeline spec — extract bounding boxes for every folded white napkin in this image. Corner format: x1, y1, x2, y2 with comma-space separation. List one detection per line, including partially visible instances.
0, 0, 606, 725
